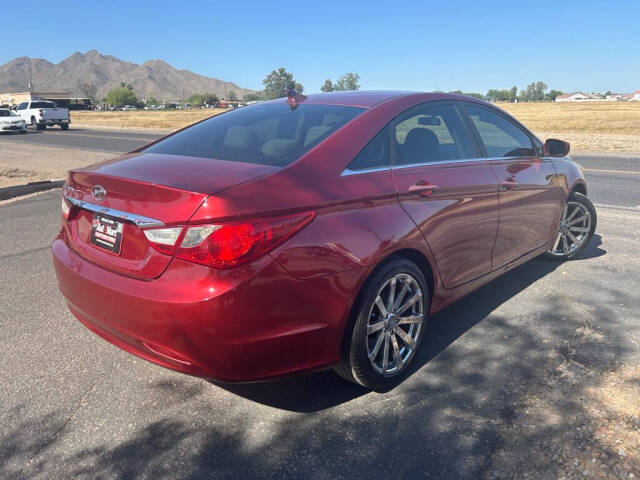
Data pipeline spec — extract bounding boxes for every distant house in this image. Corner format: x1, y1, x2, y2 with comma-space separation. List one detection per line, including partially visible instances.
606, 93, 624, 101
633, 90, 640, 101
555, 92, 590, 102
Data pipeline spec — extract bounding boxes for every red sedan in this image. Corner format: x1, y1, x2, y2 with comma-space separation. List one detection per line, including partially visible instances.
53, 91, 596, 390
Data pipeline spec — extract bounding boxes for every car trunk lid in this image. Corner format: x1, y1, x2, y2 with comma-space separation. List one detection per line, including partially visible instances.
63, 154, 278, 279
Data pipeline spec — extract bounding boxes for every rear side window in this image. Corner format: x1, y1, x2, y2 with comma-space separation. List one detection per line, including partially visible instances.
346, 128, 390, 171
463, 105, 535, 158
31, 101, 56, 108
393, 103, 474, 165
144, 104, 363, 167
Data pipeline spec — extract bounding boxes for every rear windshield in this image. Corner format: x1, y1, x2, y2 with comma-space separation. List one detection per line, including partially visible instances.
0, 110, 16, 117
144, 103, 364, 166
31, 101, 56, 108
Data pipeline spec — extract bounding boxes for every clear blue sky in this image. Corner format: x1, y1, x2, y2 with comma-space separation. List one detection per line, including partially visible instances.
2, 0, 638, 94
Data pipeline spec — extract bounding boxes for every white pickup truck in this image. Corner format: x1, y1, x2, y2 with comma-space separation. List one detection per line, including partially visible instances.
15, 100, 70, 130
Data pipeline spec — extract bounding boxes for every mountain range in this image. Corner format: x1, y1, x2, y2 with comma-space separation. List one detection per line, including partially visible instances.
0, 50, 255, 101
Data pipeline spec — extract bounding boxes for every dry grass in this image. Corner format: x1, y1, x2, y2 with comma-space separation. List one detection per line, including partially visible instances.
70, 108, 227, 131
69, 102, 640, 154
500, 101, 640, 154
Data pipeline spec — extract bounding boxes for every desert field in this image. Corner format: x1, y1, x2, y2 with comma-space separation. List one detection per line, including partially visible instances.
70, 101, 640, 154
70, 108, 228, 131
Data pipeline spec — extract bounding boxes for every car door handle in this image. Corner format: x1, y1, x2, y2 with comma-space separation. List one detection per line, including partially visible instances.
409, 183, 439, 195
501, 180, 518, 190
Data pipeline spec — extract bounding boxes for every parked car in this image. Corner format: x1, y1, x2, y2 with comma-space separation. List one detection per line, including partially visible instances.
0, 108, 27, 133
53, 91, 596, 390
15, 100, 70, 130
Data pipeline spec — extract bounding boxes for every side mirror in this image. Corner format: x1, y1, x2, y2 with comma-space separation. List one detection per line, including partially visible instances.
543, 138, 570, 157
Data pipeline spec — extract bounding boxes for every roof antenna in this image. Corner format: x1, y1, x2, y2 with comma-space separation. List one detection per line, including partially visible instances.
286, 88, 307, 111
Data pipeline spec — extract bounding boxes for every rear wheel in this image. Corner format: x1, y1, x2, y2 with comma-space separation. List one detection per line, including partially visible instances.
545, 191, 596, 260
336, 258, 428, 390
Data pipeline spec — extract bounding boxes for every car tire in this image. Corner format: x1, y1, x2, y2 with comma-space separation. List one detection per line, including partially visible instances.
545, 191, 597, 260
335, 257, 429, 390
60, 123, 69, 130
20, 129, 26, 134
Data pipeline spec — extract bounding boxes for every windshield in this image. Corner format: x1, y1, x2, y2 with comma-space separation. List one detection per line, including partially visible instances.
31, 101, 56, 108
0, 110, 17, 117
144, 103, 364, 167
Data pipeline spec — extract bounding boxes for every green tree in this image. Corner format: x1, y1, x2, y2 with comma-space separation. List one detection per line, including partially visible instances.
186, 94, 204, 105
262, 68, 303, 100
147, 96, 158, 105
243, 92, 263, 101
320, 79, 335, 92
202, 93, 220, 105
227, 90, 238, 101
105, 86, 138, 106
544, 90, 563, 102
335, 73, 360, 91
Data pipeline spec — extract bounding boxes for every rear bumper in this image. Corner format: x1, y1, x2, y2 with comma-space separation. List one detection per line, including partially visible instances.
41, 119, 70, 125
52, 233, 358, 381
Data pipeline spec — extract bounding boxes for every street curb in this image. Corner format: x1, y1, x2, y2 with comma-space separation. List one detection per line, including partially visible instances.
0, 180, 64, 201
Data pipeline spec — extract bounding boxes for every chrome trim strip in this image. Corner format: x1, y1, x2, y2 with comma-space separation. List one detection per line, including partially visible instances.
341, 155, 538, 176
64, 195, 164, 228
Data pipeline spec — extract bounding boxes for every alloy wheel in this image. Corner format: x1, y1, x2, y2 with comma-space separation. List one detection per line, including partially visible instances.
548, 201, 592, 257
366, 273, 424, 375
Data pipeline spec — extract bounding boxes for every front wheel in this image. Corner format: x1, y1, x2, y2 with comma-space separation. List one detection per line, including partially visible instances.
60, 123, 69, 130
546, 191, 596, 260
336, 258, 429, 390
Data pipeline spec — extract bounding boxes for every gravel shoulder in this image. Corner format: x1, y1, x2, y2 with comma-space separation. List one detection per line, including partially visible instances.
0, 141, 113, 187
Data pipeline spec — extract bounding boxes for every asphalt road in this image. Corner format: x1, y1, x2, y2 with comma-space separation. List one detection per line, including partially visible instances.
2, 197, 640, 478
2, 127, 638, 208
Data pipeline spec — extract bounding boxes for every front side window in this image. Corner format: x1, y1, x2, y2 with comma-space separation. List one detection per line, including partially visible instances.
0, 110, 15, 117
17, 103, 27, 110
463, 105, 534, 158
145, 103, 364, 167
393, 103, 474, 166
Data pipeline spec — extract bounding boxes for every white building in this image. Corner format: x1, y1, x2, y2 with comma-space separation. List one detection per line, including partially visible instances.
555, 92, 590, 102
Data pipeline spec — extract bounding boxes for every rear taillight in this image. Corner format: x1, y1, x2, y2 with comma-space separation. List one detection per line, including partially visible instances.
143, 227, 183, 255
61, 196, 70, 219
172, 212, 314, 269
38, 109, 43, 117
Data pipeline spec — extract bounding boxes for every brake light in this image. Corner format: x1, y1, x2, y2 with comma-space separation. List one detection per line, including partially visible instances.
174, 211, 315, 269
38, 109, 43, 117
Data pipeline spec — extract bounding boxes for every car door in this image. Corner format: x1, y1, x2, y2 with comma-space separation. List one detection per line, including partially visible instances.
16, 102, 28, 121
391, 102, 500, 289
460, 103, 564, 269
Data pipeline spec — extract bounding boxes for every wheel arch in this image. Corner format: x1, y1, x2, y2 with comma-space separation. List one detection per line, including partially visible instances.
337, 248, 436, 361
570, 181, 587, 196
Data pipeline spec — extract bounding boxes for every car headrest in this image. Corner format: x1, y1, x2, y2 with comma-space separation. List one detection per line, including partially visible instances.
403, 128, 439, 163
304, 125, 331, 147
261, 139, 297, 157
224, 126, 257, 149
